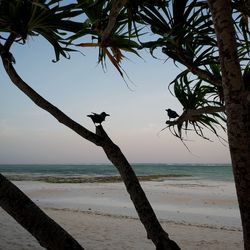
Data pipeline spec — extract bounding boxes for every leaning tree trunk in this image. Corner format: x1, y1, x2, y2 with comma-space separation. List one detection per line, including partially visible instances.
0, 173, 84, 250
1, 37, 180, 249
208, 1, 250, 249
96, 126, 180, 250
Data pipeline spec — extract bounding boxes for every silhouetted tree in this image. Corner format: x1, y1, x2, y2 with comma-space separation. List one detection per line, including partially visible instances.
2, 0, 250, 249
120, 0, 249, 248
0, 1, 179, 249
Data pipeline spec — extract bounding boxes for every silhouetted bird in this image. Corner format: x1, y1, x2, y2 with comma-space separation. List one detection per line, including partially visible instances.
166, 109, 179, 119
87, 112, 110, 125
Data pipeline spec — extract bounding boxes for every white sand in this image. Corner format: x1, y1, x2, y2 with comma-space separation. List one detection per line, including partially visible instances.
0, 179, 244, 249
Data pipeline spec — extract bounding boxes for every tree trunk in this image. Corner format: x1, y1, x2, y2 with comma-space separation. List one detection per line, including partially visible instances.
96, 126, 180, 250
208, 1, 250, 249
0, 173, 84, 250
1, 42, 180, 249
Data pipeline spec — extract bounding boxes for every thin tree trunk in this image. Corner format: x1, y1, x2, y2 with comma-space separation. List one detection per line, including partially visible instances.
208, 1, 250, 249
96, 126, 180, 250
1, 40, 180, 249
0, 173, 84, 250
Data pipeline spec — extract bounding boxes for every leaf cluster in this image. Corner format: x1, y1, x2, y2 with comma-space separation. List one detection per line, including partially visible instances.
130, 0, 250, 141
168, 70, 226, 141
0, 0, 83, 61
1, 0, 250, 142
67, 0, 142, 78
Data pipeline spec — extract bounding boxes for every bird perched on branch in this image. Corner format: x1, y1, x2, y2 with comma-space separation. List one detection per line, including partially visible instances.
166, 109, 179, 120
87, 112, 110, 125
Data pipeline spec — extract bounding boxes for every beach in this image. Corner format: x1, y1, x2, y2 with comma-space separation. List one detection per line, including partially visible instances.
0, 177, 243, 250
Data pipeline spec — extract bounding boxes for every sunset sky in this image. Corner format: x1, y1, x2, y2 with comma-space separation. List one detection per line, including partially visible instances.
0, 36, 230, 164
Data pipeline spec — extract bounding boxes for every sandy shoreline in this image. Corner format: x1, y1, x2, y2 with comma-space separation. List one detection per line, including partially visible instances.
0, 179, 244, 249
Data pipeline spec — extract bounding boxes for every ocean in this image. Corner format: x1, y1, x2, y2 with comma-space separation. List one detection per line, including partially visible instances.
0, 163, 233, 183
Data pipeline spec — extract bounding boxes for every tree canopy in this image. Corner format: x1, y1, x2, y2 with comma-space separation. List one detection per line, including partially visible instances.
2, 0, 247, 141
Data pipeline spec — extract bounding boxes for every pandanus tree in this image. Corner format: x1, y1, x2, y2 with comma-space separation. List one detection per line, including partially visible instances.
0, 1, 86, 249
79, 0, 250, 248
0, 0, 180, 249
122, 0, 250, 248
1, 0, 250, 249
133, 0, 228, 139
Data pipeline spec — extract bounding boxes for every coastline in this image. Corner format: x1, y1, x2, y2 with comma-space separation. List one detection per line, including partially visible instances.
0, 178, 243, 249
1, 173, 191, 183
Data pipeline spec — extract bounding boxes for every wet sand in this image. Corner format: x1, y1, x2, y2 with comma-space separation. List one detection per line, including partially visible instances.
0, 178, 244, 249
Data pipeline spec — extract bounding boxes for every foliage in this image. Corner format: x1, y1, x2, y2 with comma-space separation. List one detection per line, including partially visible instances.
68, 0, 142, 78
0, 0, 83, 61
1, 0, 249, 141
129, 0, 250, 141
168, 71, 226, 141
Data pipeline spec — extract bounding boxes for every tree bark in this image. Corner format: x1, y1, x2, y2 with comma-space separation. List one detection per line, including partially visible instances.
208, 0, 250, 249
1, 41, 180, 249
96, 126, 180, 250
0, 173, 84, 250
101, 0, 128, 44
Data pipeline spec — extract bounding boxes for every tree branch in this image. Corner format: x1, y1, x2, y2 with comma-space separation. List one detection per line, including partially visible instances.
1, 58, 103, 147
166, 106, 225, 126
176, 49, 222, 86
187, 64, 222, 86
3, 33, 17, 51
0, 173, 84, 250
95, 126, 180, 250
101, 0, 128, 44
233, 0, 250, 17
1, 36, 180, 249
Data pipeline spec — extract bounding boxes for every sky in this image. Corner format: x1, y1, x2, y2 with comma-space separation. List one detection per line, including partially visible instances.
0, 35, 231, 164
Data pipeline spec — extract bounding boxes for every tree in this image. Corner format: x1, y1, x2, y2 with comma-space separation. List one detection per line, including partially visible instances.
73, 3, 250, 247
0, 173, 85, 250
0, 1, 179, 249
2, 0, 249, 249
121, 0, 249, 248
208, 1, 250, 248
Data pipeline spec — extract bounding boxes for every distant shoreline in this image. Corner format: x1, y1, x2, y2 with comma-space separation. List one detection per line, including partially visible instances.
3, 174, 191, 183
0, 163, 234, 182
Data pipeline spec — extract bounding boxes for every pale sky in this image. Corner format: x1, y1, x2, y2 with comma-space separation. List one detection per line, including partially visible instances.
0, 35, 231, 164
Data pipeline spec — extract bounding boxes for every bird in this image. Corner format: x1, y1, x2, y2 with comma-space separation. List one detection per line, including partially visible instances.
166, 109, 179, 120
87, 112, 110, 125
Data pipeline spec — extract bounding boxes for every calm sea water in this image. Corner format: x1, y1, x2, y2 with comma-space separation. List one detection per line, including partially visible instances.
0, 164, 233, 182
